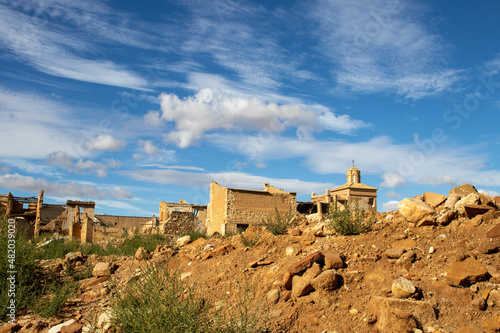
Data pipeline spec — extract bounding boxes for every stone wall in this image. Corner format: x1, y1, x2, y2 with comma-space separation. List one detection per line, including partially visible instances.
206, 182, 296, 235
228, 189, 295, 224
206, 182, 228, 235
94, 226, 126, 240
160, 211, 200, 238
40, 205, 66, 224
96, 215, 152, 229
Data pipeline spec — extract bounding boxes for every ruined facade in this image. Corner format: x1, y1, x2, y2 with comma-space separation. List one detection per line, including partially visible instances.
159, 200, 207, 225
66, 200, 95, 243
96, 215, 152, 229
159, 211, 200, 237
0, 191, 64, 237
206, 182, 297, 236
312, 167, 377, 217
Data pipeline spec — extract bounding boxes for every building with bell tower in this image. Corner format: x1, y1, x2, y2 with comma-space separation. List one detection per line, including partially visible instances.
311, 162, 377, 217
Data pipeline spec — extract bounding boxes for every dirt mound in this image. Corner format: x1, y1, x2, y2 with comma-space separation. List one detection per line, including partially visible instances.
5, 187, 500, 333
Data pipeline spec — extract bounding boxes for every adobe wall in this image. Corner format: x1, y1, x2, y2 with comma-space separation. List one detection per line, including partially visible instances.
206, 182, 228, 235
40, 205, 66, 223
96, 215, 152, 229
226, 189, 296, 233
94, 226, 126, 240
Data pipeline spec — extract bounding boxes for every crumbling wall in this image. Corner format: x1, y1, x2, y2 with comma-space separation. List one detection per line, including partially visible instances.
96, 215, 152, 229
81, 215, 94, 243
159, 201, 169, 222
160, 211, 199, 237
225, 189, 296, 234
94, 226, 126, 240
206, 182, 228, 235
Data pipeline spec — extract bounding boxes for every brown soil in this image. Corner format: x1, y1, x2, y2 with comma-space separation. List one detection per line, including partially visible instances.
6, 208, 500, 333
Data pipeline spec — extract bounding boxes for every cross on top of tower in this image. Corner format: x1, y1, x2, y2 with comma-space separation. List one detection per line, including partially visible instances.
352, 160, 355, 168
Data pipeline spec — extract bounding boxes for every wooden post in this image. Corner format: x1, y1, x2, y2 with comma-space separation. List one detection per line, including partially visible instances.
6, 192, 14, 218
34, 190, 44, 237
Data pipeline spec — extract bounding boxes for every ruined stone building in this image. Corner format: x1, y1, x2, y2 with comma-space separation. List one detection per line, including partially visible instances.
0, 190, 67, 237
311, 166, 377, 217
66, 200, 96, 243
159, 200, 207, 225
206, 182, 297, 236
145, 200, 208, 237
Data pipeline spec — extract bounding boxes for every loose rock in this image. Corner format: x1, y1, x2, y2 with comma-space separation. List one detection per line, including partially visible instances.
392, 277, 416, 298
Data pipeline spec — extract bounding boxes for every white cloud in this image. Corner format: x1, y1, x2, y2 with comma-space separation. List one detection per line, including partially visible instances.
72, 159, 121, 178
310, 0, 461, 99
479, 189, 500, 197
380, 172, 406, 188
138, 140, 159, 155
0, 173, 131, 200
208, 132, 500, 188
144, 111, 163, 127
84, 135, 126, 152
158, 88, 369, 148
111, 186, 133, 199
46, 151, 73, 167
45, 151, 121, 178
122, 168, 335, 196
0, 159, 56, 176
0, 4, 148, 89
0, 88, 83, 159
382, 200, 400, 212
385, 190, 402, 199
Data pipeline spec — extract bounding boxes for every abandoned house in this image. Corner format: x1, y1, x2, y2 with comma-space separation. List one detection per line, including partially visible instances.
66, 200, 96, 243
311, 166, 378, 217
159, 200, 207, 225
0, 190, 68, 237
206, 181, 297, 236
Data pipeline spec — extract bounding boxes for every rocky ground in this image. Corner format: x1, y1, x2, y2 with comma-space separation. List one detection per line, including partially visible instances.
3, 184, 500, 333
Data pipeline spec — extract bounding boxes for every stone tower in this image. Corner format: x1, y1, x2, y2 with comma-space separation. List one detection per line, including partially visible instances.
346, 167, 361, 184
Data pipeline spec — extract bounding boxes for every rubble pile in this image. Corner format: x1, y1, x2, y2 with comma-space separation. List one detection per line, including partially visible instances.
3, 184, 500, 332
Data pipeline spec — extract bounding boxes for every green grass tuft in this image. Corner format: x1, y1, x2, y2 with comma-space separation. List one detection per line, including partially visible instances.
325, 201, 374, 236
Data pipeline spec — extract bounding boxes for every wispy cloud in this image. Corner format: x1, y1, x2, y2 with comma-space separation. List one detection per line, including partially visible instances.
0, 173, 132, 199
122, 168, 335, 196
0, 4, 149, 89
46, 151, 122, 178
309, 0, 461, 99
208, 132, 500, 188
0, 87, 83, 159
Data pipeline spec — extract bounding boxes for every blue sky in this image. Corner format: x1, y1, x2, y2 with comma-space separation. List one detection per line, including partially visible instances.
1, 0, 500, 216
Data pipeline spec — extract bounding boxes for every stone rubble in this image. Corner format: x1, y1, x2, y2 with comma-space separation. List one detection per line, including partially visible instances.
3, 183, 500, 333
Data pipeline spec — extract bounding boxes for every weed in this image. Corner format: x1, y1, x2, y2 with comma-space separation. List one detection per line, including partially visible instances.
109, 263, 269, 333
325, 201, 374, 236
224, 231, 237, 238
69, 261, 94, 281
109, 263, 211, 333
262, 206, 296, 235
182, 231, 207, 242
0, 211, 40, 320
239, 231, 260, 247
215, 274, 269, 333
33, 279, 77, 318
